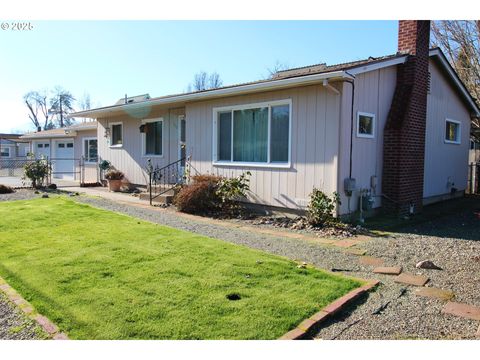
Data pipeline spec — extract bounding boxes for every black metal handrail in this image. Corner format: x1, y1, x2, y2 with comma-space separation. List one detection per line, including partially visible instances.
147, 157, 188, 205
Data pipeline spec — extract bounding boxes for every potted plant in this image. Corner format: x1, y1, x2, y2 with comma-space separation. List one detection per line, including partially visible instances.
105, 170, 125, 192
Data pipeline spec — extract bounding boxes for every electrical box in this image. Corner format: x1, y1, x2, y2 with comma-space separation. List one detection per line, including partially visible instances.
344, 178, 356, 196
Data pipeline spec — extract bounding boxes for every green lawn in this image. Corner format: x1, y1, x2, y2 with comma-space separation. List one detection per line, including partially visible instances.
0, 197, 362, 339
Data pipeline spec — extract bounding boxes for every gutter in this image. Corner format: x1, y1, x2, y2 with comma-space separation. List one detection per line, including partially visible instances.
71, 70, 355, 119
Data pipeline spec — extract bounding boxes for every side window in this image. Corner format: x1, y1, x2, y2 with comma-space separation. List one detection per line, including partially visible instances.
445, 119, 461, 144
111, 123, 123, 146
357, 112, 375, 138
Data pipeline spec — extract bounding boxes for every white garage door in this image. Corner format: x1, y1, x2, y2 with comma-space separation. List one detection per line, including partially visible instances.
53, 141, 74, 179
35, 142, 51, 159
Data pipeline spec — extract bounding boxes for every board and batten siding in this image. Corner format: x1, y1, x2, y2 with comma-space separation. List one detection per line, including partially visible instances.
97, 107, 185, 185
73, 129, 98, 183
337, 66, 397, 215
423, 59, 471, 200
185, 85, 341, 210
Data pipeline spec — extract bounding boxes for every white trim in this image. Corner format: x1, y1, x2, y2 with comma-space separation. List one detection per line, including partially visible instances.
444, 118, 462, 145
109, 122, 123, 148
212, 99, 292, 168
430, 48, 480, 117
141, 117, 164, 158
71, 71, 353, 119
82, 137, 98, 163
356, 111, 376, 139
348, 56, 408, 75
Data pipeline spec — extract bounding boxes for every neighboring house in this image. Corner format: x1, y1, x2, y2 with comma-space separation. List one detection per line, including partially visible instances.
71, 21, 480, 216
0, 134, 29, 159
20, 121, 98, 183
470, 139, 480, 164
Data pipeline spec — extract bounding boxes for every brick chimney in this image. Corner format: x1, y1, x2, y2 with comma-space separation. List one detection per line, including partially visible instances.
382, 20, 430, 215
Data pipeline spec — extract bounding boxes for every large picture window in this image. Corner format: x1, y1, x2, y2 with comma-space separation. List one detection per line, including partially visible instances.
0, 147, 10, 157
214, 100, 291, 166
143, 119, 163, 156
83, 138, 98, 163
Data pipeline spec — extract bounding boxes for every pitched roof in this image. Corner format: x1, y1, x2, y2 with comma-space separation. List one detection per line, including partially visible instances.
114, 94, 151, 105
20, 121, 97, 139
71, 47, 479, 119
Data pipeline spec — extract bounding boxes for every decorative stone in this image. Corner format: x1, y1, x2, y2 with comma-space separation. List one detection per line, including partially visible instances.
41, 194, 49, 198
373, 266, 403, 275
414, 287, 455, 301
441, 302, 480, 321
35, 315, 59, 334
53, 332, 69, 340
346, 248, 367, 256
278, 328, 306, 340
415, 260, 442, 270
394, 273, 429, 286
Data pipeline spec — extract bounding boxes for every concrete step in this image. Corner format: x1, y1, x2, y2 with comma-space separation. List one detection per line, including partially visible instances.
139, 192, 174, 204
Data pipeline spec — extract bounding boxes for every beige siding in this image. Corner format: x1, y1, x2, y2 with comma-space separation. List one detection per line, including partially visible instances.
186, 85, 341, 209
97, 107, 185, 185
337, 66, 397, 215
74, 129, 98, 183
423, 60, 471, 199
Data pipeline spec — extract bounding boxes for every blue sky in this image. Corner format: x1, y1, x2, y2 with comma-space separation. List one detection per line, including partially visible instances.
0, 20, 398, 133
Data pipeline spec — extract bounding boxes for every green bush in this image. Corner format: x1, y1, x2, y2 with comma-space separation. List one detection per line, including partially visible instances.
105, 170, 125, 180
0, 184, 14, 194
216, 171, 251, 212
306, 189, 340, 226
23, 159, 51, 189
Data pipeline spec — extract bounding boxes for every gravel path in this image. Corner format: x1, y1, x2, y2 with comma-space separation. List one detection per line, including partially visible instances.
0, 189, 38, 202
0, 292, 47, 340
1, 190, 479, 339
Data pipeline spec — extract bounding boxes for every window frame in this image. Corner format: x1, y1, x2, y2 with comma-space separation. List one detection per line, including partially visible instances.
141, 117, 164, 158
356, 111, 376, 139
109, 122, 123, 148
212, 99, 292, 168
0, 146, 10, 158
82, 137, 98, 164
444, 118, 462, 145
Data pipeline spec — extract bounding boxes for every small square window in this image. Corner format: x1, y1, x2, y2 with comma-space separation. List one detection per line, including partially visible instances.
67, 143, 73, 148
37, 144, 43, 148
58, 143, 65, 148
445, 119, 461, 144
357, 112, 375, 138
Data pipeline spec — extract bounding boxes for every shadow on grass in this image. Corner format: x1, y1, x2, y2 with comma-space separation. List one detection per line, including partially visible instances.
364, 195, 480, 241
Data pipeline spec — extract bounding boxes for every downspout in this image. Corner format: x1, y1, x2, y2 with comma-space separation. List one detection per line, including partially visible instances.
343, 72, 356, 217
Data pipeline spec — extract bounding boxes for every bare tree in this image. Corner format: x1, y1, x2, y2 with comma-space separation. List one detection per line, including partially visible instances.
78, 92, 91, 111
266, 61, 291, 79
49, 86, 76, 127
23, 90, 53, 131
431, 21, 480, 140
188, 71, 223, 92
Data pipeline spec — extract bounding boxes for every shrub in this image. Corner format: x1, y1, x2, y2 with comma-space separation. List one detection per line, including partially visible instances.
173, 175, 221, 214
306, 189, 341, 227
23, 159, 51, 189
105, 170, 125, 180
216, 171, 251, 211
0, 184, 14, 194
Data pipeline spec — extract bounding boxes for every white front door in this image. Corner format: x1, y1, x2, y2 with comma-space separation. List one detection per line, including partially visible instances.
53, 140, 74, 179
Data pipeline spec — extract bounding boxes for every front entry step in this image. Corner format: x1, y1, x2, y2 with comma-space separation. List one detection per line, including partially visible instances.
139, 193, 174, 204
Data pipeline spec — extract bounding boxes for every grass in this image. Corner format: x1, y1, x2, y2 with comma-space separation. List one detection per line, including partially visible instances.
0, 197, 362, 339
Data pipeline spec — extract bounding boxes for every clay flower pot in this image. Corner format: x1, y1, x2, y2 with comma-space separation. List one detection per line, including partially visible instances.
108, 179, 123, 192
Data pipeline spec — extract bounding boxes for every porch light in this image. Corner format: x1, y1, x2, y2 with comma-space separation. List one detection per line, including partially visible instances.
139, 124, 146, 133
104, 126, 111, 138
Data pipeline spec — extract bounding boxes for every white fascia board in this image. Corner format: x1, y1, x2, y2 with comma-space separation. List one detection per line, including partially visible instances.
347, 56, 408, 75
71, 70, 353, 119
20, 131, 78, 140
429, 48, 480, 117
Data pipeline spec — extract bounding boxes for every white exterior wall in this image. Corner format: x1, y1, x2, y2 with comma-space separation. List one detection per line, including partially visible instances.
337, 66, 397, 215
97, 107, 185, 185
186, 85, 341, 210
423, 60, 471, 199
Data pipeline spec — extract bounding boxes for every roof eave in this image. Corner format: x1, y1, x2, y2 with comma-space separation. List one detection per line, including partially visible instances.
70, 70, 354, 119
429, 48, 480, 118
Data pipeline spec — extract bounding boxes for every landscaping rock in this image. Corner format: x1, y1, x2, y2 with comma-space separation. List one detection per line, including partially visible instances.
416, 260, 442, 270
359, 256, 384, 267
373, 266, 403, 275
442, 302, 480, 321
41, 194, 49, 198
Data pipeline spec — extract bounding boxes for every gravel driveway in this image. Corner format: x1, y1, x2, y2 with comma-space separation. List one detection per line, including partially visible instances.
1, 190, 479, 339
